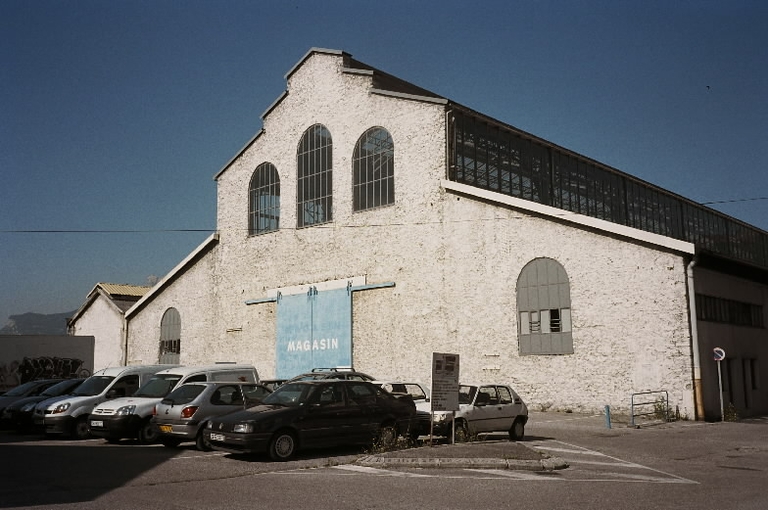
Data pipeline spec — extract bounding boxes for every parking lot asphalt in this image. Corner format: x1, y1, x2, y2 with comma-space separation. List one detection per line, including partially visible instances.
358, 410, 702, 471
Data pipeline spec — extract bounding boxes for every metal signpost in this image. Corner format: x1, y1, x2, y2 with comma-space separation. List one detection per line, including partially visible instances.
713, 347, 726, 422
430, 352, 460, 444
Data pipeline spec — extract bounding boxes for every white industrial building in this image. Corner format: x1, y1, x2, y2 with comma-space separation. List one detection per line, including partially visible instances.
73, 48, 767, 421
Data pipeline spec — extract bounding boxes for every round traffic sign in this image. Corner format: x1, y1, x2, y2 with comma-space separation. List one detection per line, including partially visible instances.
713, 347, 726, 361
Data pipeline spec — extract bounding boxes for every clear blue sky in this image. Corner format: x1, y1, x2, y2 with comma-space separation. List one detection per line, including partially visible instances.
2, 0, 767, 324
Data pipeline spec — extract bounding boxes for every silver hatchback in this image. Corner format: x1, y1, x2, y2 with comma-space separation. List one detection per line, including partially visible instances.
152, 382, 271, 450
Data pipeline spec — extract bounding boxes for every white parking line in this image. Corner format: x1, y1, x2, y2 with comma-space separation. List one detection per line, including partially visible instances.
332, 465, 431, 477
528, 440, 699, 485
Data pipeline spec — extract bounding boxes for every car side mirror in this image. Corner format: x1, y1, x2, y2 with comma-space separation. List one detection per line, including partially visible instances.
106, 389, 117, 399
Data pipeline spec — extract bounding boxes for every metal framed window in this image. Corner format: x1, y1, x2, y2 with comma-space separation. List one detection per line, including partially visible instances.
516, 258, 573, 355
353, 127, 394, 211
159, 307, 181, 364
297, 124, 332, 228
249, 162, 280, 235
448, 108, 768, 271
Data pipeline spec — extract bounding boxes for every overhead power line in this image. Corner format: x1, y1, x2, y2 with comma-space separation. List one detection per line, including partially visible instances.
701, 196, 768, 205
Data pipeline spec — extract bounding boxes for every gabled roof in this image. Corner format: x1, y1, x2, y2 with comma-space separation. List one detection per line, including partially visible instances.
125, 233, 220, 319
214, 48, 448, 181
68, 282, 152, 326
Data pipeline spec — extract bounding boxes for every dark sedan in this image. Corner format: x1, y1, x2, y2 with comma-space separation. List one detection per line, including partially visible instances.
1, 378, 84, 432
0, 379, 64, 427
204, 380, 416, 461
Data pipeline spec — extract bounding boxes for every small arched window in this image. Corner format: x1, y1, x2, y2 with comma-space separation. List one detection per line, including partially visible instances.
517, 258, 573, 355
353, 127, 394, 211
159, 308, 181, 364
297, 124, 332, 228
249, 162, 280, 235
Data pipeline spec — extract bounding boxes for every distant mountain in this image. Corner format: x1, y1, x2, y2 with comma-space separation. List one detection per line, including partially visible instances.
0, 311, 76, 335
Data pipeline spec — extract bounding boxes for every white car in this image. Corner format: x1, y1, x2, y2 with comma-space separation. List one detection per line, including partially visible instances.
374, 381, 431, 439
374, 381, 430, 406
431, 383, 528, 441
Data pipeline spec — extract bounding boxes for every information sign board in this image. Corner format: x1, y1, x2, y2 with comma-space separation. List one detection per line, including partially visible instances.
431, 352, 460, 412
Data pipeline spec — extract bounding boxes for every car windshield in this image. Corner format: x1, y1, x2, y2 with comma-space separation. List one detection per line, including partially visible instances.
40, 379, 81, 397
73, 376, 114, 396
3, 381, 40, 397
261, 382, 315, 407
458, 385, 477, 405
163, 384, 205, 405
134, 374, 184, 398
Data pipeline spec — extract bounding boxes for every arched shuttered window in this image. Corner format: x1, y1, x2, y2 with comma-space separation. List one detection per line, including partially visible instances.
517, 258, 573, 355
159, 307, 181, 364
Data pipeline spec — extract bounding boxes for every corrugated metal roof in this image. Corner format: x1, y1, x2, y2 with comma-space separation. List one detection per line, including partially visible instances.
97, 283, 151, 298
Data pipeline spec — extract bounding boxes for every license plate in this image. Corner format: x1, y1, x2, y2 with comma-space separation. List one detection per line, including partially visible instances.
159, 425, 172, 433
209, 433, 225, 442
90, 420, 103, 428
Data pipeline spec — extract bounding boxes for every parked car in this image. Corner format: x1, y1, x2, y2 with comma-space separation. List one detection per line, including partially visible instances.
152, 382, 272, 450
43, 365, 174, 439
204, 379, 416, 461
431, 383, 528, 441
1, 378, 84, 432
0, 379, 64, 427
88, 364, 259, 444
259, 379, 287, 392
375, 381, 431, 439
286, 367, 376, 383
375, 381, 430, 405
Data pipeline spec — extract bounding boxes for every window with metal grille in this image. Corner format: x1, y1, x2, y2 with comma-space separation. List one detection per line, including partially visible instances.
297, 124, 332, 228
448, 108, 768, 271
248, 162, 280, 235
353, 127, 394, 211
517, 258, 573, 355
159, 307, 181, 364
695, 294, 764, 328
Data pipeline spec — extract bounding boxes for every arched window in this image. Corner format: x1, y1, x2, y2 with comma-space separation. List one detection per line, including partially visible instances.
297, 124, 333, 227
159, 308, 181, 364
353, 127, 394, 211
249, 162, 280, 235
517, 258, 573, 355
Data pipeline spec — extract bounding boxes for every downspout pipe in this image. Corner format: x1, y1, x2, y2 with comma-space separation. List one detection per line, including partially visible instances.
687, 256, 704, 420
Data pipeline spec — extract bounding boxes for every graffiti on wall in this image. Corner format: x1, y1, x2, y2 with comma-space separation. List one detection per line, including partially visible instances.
0, 357, 91, 392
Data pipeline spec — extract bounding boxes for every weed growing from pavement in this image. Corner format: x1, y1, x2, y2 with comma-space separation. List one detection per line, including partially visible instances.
724, 402, 739, 421
365, 435, 419, 455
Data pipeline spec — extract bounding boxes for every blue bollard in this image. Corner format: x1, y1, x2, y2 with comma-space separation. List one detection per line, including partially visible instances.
604, 405, 612, 429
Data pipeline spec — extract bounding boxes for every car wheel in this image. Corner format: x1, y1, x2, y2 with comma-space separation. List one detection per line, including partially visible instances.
196, 428, 212, 451
269, 430, 297, 461
454, 420, 469, 442
73, 416, 91, 440
138, 420, 159, 444
377, 423, 397, 448
509, 419, 525, 441
161, 438, 182, 448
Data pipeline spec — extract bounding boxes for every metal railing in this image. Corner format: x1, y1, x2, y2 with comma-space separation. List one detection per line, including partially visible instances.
630, 390, 669, 427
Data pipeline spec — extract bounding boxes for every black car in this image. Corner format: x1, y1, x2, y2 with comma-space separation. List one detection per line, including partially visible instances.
204, 380, 416, 461
285, 368, 376, 383
1, 378, 85, 432
0, 379, 64, 427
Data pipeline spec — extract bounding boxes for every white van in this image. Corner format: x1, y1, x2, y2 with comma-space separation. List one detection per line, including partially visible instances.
88, 364, 258, 444
43, 365, 174, 440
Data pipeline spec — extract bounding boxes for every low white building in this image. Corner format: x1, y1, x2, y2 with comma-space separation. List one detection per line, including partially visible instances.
67, 283, 149, 370
119, 48, 766, 420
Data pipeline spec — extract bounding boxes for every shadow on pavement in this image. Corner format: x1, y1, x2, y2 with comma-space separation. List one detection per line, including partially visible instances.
0, 441, 178, 508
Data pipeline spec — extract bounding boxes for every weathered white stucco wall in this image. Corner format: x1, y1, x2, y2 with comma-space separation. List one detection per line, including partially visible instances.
70, 295, 124, 370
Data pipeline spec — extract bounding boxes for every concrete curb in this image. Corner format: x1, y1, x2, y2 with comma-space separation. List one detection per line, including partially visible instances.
356, 455, 569, 471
